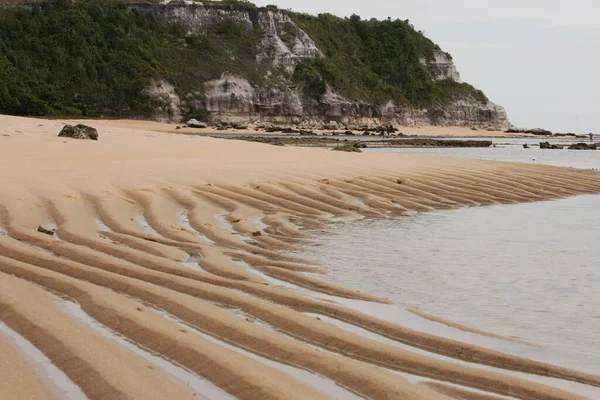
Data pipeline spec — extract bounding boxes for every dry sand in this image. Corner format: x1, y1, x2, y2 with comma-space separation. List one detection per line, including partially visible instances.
1, 114, 599, 399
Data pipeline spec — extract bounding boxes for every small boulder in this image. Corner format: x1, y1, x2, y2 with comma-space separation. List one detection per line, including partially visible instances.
529, 128, 553, 136
58, 124, 98, 140
37, 226, 55, 236
332, 143, 362, 153
568, 142, 599, 150
324, 121, 339, 130
539, 141, 563, 149
187, 119, 208, 128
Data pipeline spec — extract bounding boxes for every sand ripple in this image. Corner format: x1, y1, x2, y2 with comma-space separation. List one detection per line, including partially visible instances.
1, 115, 600, 399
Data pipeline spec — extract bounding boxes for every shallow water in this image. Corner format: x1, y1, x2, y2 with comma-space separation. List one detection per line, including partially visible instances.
148, 305, 363, 400
367, 141, 600, 169
301, 145, 600, 373
59, 300, 227, 400
0, 322, 87, 400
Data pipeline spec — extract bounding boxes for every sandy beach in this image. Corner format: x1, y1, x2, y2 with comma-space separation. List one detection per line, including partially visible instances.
1, 114, 600, 400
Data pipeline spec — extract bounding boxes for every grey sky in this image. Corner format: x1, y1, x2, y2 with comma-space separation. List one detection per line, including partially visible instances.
254, 0, 600, 132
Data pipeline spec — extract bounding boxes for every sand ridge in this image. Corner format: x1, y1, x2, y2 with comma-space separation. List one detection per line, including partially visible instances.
1, 114, 600, 399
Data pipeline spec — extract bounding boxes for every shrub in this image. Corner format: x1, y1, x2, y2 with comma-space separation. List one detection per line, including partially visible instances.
0, 0, 265, 117
291, 13, 488, 107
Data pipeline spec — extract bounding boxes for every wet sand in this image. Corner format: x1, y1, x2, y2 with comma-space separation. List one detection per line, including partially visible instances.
1, 114, 600, 399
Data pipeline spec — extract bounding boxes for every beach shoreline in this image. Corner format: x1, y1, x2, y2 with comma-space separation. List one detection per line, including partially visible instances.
1, 114, 600, 399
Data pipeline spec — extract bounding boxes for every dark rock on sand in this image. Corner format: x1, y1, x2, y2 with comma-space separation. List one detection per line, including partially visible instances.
332, 143, 362, 152
539, 142, 563, 149
528, 128, 553, 136
507, 128, 552, 136
37, 226, 55, 236
58, 124, 99, 140
568, 143, 600, 150
386, 139, 492, 148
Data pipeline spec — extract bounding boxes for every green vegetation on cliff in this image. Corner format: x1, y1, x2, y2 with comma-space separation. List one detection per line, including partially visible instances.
291, 13, 487, 106
0, 0, 264, 117
0, 0, 487, 118
0, 0, 163, 116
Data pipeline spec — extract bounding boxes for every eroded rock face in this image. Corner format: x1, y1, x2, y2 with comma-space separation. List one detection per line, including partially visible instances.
136, 3, 320, 73
256, 10, 321, 72
204, 73, 256, 115
58, 124, 99, 140
144, 79, 182, 122
421, 50, 462, 82
133, 3, 509, 129
135, 3, 255, 34
151, 74, 509, 129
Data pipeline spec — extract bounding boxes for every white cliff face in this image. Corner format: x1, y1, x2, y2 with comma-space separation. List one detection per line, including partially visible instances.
256, 10, 321, 72
203, 73, 255, 115
138, 3, 254, 34
438, 99, 508, 127
421, 49, 462, 82
143, 79, 182, 122
138, 3, 320, 72
201, 72, 304, 123
133, 3, 508, 129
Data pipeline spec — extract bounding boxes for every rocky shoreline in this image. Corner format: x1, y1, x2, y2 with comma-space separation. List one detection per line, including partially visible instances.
225, 136, 493, 149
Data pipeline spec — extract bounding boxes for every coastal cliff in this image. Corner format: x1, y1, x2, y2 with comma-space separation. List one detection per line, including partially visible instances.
0, 0, 509, 129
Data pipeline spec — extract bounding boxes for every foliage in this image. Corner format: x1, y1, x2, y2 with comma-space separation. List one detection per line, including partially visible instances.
292, 13, 488, 106
0, 0, 264, 117
292, 59, 327, 99
0, 1, 488, 118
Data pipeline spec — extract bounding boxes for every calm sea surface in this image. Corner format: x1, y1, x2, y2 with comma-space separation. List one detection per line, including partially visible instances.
299, 142, 600, 371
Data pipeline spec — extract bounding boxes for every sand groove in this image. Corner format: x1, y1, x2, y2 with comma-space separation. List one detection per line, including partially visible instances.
2, 119, 600, 399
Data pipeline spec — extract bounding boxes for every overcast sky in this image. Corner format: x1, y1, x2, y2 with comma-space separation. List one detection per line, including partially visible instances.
254, 0, 600, 132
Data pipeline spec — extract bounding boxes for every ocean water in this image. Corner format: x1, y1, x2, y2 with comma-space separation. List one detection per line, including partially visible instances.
300, 143, 600, 371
